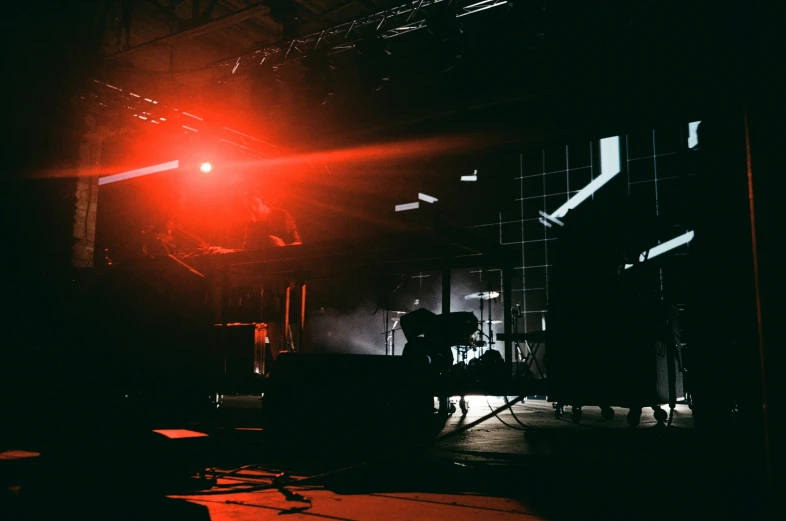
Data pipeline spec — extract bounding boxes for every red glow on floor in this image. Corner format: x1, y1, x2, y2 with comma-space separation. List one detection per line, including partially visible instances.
152, 429, 209, 439
0, 450, 40, 460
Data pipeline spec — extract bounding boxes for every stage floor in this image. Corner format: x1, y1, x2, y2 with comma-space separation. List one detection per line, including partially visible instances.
1, 396, 771, 521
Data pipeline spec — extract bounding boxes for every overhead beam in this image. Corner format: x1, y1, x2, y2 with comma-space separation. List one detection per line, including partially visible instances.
141, 0, 180, 22
108, 3, 271, 59
202, 0, 222, 18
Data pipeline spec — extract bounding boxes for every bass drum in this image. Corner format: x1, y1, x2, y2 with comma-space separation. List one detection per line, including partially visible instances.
452, 345, 481, 366
467, 349, 505, 380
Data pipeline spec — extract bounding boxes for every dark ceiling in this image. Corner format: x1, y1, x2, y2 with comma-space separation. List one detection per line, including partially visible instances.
85, 1, 746, 148
3, 0, 782, 166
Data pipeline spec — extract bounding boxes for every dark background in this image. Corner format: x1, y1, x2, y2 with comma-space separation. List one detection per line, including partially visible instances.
1, 0, 783, 494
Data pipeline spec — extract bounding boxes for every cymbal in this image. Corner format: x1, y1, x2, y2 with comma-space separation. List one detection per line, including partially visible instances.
464, 291, 500, 300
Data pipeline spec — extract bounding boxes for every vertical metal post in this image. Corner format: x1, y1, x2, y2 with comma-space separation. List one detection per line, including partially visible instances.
220, 263, 230, 327
220, 263, 230, 376
384, 309, 389, 355
440, 266, 451, 414
284, 284, 291, 351
744, 99, 771, 493
300, 282, 307, 352
442, 267, 451, 315
502, 265, 513, 376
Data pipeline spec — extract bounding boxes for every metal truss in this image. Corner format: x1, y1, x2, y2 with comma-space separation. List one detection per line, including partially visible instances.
215, 0, 509, 77
84, 79, 284, 157
83, 1, 512, 154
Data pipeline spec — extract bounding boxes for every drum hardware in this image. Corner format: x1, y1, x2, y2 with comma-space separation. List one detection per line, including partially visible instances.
452, 344, 477, 365
506, 303, 546, 379
373, 275, 410, 356
380, 322, 402, 356
464, 291, 500, 300
464, 282, 499, 355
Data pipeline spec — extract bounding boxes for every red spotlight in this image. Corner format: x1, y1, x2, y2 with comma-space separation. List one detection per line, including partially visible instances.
200, 162, 213, 173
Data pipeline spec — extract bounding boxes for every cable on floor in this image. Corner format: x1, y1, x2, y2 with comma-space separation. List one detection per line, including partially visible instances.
173, 395, 529, 496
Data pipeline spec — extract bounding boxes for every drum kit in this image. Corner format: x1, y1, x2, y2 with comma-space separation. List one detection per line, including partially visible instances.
455, 290, 500, 365
384, 310, 407, 356
381, 288, 503, 363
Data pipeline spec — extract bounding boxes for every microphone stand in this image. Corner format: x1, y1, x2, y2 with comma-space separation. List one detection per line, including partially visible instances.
373, 275, 410, 355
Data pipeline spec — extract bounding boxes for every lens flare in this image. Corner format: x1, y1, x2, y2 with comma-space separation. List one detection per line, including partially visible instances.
200, 162, 213, 173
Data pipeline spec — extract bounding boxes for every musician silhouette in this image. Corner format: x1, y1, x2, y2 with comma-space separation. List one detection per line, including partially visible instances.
242, 190, 303, 372
243, 191, 302, 249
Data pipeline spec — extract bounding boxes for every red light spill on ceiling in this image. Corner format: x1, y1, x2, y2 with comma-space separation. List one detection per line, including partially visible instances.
229, 135, 479, 174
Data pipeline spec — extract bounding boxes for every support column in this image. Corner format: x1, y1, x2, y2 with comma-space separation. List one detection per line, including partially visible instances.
502, 265, 513, 376
442, 267, 451, 315
71, 115, 105, 269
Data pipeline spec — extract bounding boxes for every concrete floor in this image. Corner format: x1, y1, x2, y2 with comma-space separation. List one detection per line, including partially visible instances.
1, 396, 772, 521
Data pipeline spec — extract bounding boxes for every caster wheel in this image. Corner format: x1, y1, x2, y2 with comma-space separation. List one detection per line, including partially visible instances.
600, 406, 615, 420
571, 407, 583, 424
554, 404, 564, 419
459, 397, 469, 415
653, 407, 668, 423
627, 408, 642, 427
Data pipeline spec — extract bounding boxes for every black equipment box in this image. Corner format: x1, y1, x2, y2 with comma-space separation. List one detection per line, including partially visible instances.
261, 353, 435, 458
549, 300, 684, 408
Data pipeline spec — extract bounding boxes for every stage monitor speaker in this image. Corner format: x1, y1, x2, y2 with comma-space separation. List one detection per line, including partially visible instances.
439, 311, 479, 347
549, 301, 684, 407
72, 255, 223, 415
261, 353, 435, 459
214, 324, 266, 394
399, 308, 439, 343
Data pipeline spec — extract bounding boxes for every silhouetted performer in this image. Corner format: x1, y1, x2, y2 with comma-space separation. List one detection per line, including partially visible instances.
242, 191, 303, 372
243, 191, 302, 249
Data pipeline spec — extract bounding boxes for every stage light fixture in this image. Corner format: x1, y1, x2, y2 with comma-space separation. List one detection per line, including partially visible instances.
200, 162, 213, 173
251, 63, 283, 113
268, 0, 300, 40
505, 0, 546, 52
425, 2, 465, 73
356, 34, 392, 92
688, 121, 701, 148
461, 169, 478, 181
395, 202, 420, 212
301, 51, 334, 106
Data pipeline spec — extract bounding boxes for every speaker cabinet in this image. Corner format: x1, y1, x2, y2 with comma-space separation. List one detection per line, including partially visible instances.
261, 353, 435, 459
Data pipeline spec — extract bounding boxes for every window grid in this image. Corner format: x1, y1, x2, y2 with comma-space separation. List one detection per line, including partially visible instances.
464, 124, 693, 335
